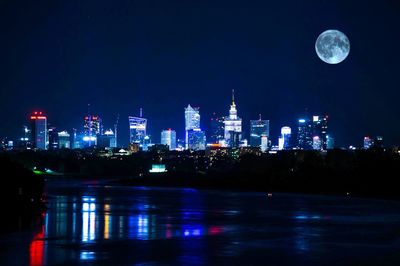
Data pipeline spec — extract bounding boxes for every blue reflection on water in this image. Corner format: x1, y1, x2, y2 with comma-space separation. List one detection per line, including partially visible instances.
82, 196, 96, 242
80, 251, 96, 261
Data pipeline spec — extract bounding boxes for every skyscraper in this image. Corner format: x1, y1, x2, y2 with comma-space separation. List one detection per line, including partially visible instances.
98, 129, 117, 148
363, 136, 374, 149
30, 111, 47, 150
224, 90, 242, 148
58, 131, 71, 149
249, 115, 269, 147
185, 104, 201, 149
83, 115, 101, 146
326, 135, 334, 149
161, 129, 177, 150
48, 126, 59, 150
297, 118, 313, 150
188, 129, 206, 150
312, 115, 328, 150
210, 112, 224, 144
279, 126, 291, 150
129, 116, 147, 145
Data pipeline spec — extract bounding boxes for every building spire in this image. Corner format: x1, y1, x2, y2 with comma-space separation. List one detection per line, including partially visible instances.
232, 89, 235, 105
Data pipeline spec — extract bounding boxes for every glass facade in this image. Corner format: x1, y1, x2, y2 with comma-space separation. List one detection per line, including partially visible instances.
84, 115, 101, 147
188, 129, 206, 150
210, 112, 224, 144
129, 116, 147, 145
30, 112, 47, 150
161, 129, 177, 150
312, 115, 328, 150
249, 119, 269, 147
185, 105, 201, 149
297, 118, 313, 150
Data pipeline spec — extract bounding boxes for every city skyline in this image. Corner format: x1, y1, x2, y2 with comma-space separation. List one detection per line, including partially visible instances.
2, 95, 386, 151
0, 91, 390, 149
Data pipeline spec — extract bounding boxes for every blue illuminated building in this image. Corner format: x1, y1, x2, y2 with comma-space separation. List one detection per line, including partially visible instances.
30, 111, 48, 150
249, 115, 269, 147
188, 129, 206, 150
185, 104, 201, 149
297, 118, 313, 150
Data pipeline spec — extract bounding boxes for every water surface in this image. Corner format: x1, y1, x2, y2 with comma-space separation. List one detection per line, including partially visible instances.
1, 178, 400, 265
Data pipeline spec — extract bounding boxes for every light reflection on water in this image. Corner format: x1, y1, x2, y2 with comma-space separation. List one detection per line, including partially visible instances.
21, 183, 400, 266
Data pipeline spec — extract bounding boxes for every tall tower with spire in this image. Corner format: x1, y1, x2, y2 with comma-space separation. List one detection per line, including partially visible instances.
223, 90, 242, 147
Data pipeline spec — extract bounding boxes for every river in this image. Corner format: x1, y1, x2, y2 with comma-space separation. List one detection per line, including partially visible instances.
1, 178, 400, 265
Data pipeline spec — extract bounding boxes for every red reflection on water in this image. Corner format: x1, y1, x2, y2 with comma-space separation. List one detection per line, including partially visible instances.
30, 226, 45, 266
208, 226, 223, 235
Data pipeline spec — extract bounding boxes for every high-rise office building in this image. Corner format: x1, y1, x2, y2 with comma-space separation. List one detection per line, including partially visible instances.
161, 129, 177, 150
188, 129, 206, 150
83, 115, 101, 146
97, 129, 117, 148
363, 136, 374, 149
185, 104, 201, 149
129, 116, 147, 145
326, 135, 334, 149
312, 136, 322, 150
279, 126, 291, 150
48, 127, 59, 150
30, 111, 47, 150
297, 118, 313, 150
250, 115, 269, 147
312, 115, 328, 150
224, 90, 242, 148
261, 135, 268, 152
210, 112, 224, 144
58, 131, 71, 149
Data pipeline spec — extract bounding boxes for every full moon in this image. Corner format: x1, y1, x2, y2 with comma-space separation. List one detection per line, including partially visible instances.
315, 30, 350, 64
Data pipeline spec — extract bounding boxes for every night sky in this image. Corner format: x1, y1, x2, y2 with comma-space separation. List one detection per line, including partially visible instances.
1, 0, 400, 147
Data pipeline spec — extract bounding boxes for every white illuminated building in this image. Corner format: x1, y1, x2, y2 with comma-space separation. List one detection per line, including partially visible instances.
279, 126, 291, 150
185, 105, 201, 149
223, 90, 242, 147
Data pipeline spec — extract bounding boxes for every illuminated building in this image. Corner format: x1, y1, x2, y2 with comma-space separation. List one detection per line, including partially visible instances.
312, 136, 322, 150
142, 135, 152, 151
363, 136, 374, 149
71, 129, 81, 149
250, 115, 269, 147
297, 118, 313, 150
48, 127, 59, 150
364, 137, 374, 150
261, 135, 268, 152
129, 116, 147, 145
128, 142, 140, 153
161, 129, 177, 150
326, 135, 334, 149
223, 90, 242, 148
84, 115, 101, 147
58, 131, 71, 149
210, 112, 224, 144
312, 115, 329, 150
185, 104, 201, 149
279, 126, 291, 150
149, 164, 167, 173
188, 129, 206, 150
97, 129, 116, 148
30, 111, 47, 150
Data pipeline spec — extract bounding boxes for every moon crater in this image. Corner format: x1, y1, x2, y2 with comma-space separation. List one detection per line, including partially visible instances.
315, 30, 350, 64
